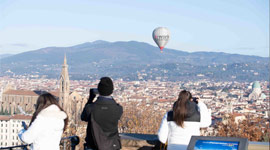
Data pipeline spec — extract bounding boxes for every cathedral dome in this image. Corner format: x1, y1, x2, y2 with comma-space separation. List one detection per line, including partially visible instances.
252, 81, 261, 90
260, 93, 266, 99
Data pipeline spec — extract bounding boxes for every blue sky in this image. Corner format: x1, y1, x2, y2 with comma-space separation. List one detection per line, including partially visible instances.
0, 0, 269, 57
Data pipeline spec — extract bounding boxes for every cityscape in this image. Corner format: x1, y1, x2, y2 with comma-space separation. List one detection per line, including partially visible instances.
0, 56, 269, 148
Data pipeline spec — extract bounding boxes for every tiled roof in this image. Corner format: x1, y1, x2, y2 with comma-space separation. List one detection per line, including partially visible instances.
3, 89, 39, 96
3, 89, 59, 98
233, 113, 245, 117
0, 114, 32, 121
0, 115, 10, 121
10, 114, 32, 120
50, 91, 59, 97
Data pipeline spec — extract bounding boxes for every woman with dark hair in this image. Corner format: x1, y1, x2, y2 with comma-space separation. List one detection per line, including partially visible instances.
158, 90, 211, 150
18, 93, 68, 150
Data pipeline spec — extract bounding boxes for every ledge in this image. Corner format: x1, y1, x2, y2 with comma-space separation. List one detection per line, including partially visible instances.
248, 142, 269, 150
120, 133, 270, 150
120, 133, 158, 150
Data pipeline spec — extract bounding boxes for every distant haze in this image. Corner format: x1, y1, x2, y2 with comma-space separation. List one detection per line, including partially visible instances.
0, 54, 13, 59
0, 40, 268, 81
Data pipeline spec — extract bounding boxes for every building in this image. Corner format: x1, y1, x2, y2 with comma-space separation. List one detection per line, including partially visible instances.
1, 89, 59, 115
0, 55, 85, 118
59, 54, 71, 116
58, 54, 85, 123
248, 81, 266, 100
0, 114, 31, 147
0, 55, 86, 147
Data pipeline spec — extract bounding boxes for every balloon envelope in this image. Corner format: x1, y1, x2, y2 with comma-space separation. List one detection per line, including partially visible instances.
152, 27, 170, 52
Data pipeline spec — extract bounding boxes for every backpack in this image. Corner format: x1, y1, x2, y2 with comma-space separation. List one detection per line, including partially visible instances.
90, 113, 121, 150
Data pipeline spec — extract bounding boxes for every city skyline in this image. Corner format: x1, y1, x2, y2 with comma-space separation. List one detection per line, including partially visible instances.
0, 54, 269, 148
0, 0, 269, 57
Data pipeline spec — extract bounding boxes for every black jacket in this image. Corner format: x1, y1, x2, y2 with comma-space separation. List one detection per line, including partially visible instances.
169, 100, 200, 122
81, 96, 123, 149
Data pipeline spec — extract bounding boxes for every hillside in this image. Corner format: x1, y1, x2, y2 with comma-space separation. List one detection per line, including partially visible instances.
0, 41, 268, 81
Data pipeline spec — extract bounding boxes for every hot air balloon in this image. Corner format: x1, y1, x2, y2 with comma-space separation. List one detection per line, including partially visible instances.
152, 27, 170, 52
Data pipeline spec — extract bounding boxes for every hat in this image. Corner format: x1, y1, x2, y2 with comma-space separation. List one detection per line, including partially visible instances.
98, 77, 114, 96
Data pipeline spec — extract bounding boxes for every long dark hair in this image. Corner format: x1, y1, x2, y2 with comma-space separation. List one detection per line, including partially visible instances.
173, 90, 192, 127
30, 93, 68, 131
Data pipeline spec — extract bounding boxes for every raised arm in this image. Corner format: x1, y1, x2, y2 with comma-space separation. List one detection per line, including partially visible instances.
18, 116, 45, 144
158, 113, 169, 144
81, 104, 93, 121
81, 89, 96, 121
198, 101, 212, 128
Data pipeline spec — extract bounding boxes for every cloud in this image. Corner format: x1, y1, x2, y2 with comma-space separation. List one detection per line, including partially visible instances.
236, 47, 255, 50
9, 43, 28, 47
236, 46, 269, 50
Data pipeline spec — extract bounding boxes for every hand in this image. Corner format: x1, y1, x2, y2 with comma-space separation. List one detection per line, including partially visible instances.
88, 89, 96, 103
196, 98, 201, 103
22, 121, 28, 130
192, 97, 200, 104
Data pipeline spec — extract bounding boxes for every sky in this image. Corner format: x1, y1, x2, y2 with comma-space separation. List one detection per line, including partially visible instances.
0, 0, 269, 57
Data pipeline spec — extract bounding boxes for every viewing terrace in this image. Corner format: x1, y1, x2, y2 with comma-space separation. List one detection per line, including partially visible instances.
0, 133, 269, 150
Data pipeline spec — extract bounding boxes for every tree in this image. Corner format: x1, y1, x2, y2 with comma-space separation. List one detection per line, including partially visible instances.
119, 101, 164, 134
215, 114, 269, 142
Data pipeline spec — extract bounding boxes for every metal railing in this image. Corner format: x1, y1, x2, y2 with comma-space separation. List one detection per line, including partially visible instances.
61, 135, 80, 150
0, 136, 80, 150
119, 133, 270, 149
0, 145, 28, 150
1, 134, 268, 150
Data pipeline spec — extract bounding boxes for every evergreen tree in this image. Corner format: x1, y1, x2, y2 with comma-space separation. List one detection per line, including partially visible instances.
0, 106, 3, 115
0, 109, 4, 115
9, 106, 11, 115
4, 109, 8, 115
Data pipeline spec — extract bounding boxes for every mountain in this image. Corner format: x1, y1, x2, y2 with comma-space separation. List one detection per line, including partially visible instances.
0, 41, 268, 81
0, 54, 13, 59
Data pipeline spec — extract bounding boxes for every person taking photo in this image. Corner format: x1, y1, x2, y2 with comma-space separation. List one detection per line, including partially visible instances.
18, 93, 68, 150
158, 90, 211, 150
81, 77, 123, 150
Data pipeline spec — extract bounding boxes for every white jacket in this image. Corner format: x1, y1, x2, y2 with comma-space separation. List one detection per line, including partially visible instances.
18, 104, 67, 150
158, 101, 211, 150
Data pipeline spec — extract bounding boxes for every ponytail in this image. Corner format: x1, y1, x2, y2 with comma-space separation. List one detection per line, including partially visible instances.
173, 90, 192, 127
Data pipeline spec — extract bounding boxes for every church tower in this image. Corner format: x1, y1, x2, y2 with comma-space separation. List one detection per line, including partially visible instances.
59, 54, 70, 114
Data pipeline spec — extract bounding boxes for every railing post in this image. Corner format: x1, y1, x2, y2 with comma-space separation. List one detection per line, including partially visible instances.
0, 136, 79, 150
71, 136, 80, 150
22, 145, 27, 150
63, 140, 66, 150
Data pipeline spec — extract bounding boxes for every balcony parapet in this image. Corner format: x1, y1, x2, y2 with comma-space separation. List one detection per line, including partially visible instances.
0, 145, 28, 150
0, 136, 79, 150
248, 141, 269, 150
120, 133, 270, 150
0, 134, 268, 150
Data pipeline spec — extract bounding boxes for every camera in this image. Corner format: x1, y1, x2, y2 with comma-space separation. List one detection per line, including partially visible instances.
92, 88, 99, 95
192, 97, 199, 104
22, 121, 27, 130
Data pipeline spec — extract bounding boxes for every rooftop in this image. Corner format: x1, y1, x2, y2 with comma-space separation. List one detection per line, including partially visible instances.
3, 89, 39, 96
252, 81, 261, 89
3, 89, 59, 97
0, 114, 32, 121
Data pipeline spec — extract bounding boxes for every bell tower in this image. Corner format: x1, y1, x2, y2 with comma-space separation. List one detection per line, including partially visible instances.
59, 54, 70, 114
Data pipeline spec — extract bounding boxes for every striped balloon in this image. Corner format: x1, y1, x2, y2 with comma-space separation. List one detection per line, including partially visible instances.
152, 27, 170, 52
